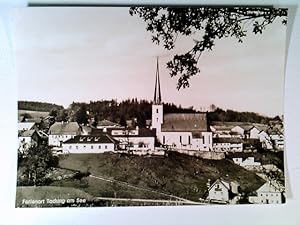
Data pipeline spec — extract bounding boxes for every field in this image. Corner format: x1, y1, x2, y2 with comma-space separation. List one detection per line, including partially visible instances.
56, 152, 265, 202
18, 109, 49, 120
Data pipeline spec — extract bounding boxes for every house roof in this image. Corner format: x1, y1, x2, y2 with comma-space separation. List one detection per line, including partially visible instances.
162, 113, 207, 132
18, 122, 35, 131
97, 119, 120, 127
256, 181, 284, 193
91, 127, 155, 138
208, 179, 230, 192
210, 122, 268, 132
19, 129, 37, 137
64, 134, 118, 144
49, 122, 80, 135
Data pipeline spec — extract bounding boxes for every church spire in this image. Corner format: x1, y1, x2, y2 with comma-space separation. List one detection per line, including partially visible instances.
154, 57, 162, 105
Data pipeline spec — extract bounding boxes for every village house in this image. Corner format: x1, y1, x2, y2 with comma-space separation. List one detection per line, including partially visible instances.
151, 59, 213, 152
248, 181, 285, 204
91, 126, 156, 152
62, 134, 117, 153
18, 122, 37, 131
96, 119, 122, 129
48, 122, 81, 147
206, 178, 240, 203
232, 157, 261, 167
18, 129, 40, 152
269, 131, 284, 151
212, 138, 243, 152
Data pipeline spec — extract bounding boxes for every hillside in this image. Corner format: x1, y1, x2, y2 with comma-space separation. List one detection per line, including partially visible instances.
18, 100, 64, 112
57, 152, 265, 201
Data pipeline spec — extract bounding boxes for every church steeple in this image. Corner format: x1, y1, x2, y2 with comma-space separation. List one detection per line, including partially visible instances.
154, 57, 162, 105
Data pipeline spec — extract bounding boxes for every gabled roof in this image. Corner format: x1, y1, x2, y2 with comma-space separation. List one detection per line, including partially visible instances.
97, 119, 121, 127
210, 122, 268, 132
256, 181, 284, 193
208, 178, 230, 192
64, 134, 118, 144
19, 129, 37, 137
18, 122, 36, 131
49, 122, 80, 135
162, 113, 207, 132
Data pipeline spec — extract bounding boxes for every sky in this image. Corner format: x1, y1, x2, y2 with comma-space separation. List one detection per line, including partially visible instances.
12, 7, 287, 117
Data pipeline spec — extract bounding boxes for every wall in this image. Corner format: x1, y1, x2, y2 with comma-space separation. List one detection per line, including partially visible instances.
62, 143, 114, 153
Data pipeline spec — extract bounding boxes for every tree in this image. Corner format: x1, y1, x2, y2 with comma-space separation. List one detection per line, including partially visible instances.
75, 105, 89, 125
18, 145, 58, 186
129, 6, 287, 89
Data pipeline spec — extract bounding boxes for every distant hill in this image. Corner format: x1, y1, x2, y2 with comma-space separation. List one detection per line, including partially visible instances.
18, 101, 64, 112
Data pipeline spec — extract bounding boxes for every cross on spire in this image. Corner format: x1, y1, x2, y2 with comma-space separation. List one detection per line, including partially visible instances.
154, 57, 162, 105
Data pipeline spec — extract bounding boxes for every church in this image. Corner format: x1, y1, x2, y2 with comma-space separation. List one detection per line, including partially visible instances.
151, 59, 213, 151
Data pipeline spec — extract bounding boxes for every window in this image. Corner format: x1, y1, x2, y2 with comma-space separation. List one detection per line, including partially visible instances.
188, 136, 191, 145
157, 118, 158, 122
99, 145, 101, 149
91, 145, 93, 149
156, 109, 158, 113
163, 136, 165, 144
83, 145, 86, 148
105, 145, 107, 149
69, 146, 72, 149
180, 136, 182, 143
76, 146, 78, 150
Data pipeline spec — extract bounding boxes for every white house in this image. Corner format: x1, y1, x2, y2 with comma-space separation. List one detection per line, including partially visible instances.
18, 122, 37, 131
62, 134, 117, 153
18, 129, 40, 152
212, 138, 243, 152
249, 181, 284, 204
151, 59, 212, 152
269, 133, 284, 151
109, 127, 156, 151
232, 157, 261, 167
258, 130, 272, 149
248, 126, 261, 139
48, 122, 81, 147
207, 178, 239, 203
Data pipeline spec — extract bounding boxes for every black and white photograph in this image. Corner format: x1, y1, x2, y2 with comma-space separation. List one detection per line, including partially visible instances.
13, 5, 288, 207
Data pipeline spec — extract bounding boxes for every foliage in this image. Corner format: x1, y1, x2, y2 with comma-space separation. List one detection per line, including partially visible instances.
208, 107, 273, 124
18, 100, 64, 112
129, 6, 288, 89
75, 104, 89, 125
20, 113, 33, 121
18, 145, 59, 186
69, 99, 197, 127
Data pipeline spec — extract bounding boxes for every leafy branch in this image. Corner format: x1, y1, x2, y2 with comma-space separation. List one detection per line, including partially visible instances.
130, 6, 288, 90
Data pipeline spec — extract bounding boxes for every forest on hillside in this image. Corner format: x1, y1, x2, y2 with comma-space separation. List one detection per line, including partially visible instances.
19, 100, 277, 127
18, 101, 64, 112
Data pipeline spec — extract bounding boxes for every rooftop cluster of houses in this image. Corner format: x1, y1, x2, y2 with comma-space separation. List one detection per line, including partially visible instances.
210, 120, 284, 152
18, 59, 284, 156
205, 178, 285, 204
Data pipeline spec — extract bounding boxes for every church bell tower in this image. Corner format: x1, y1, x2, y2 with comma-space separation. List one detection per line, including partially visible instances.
152, 57, 163, 133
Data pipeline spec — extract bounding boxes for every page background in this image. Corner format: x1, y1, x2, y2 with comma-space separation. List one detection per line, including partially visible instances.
0, 1, 299, 224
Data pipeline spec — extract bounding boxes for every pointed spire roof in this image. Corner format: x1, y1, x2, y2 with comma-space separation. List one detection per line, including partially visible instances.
154, 57, 162, 105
